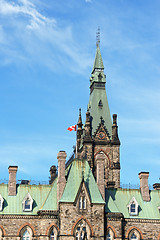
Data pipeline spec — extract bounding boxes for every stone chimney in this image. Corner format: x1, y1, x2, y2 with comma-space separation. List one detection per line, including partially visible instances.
57, 151, 67, 204
153, 183, 160, 190
139, 172, 150, 202
49, 165, 57, 184
8, 166, 18, 196
96, 152, 105, 200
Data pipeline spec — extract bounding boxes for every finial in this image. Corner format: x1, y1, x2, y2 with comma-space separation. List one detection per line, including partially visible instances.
79, 108, 81, 115
96, 26, 100, 47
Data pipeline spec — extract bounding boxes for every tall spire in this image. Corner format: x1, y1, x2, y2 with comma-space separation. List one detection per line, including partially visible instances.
92, 27, 104, 73
88, 41, 112, 137
92, 44, 104, 73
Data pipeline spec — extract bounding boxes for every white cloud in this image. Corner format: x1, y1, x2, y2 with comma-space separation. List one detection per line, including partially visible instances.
0, 0, 92, 73
0, 0, 56, 29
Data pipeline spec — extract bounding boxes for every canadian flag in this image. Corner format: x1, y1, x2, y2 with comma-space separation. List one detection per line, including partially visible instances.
67, 125, 77, 131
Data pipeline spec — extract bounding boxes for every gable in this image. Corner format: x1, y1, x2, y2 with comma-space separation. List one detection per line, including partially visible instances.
59, 159, 105, 204
94, 118, 110, 141
74, 179, 92, 207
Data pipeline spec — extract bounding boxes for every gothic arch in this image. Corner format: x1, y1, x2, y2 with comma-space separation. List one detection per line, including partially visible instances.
46, 223, 59, 236
158, 232, 160, 240
126, 226, 143, 240
107, 224, 117, 238
71, 216, 94, 237
17, 223, 36, 237
0, 225, 6, 237
94, 149, 111, 167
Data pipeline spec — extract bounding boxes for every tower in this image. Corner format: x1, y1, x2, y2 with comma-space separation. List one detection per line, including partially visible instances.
77, 42, 120, 188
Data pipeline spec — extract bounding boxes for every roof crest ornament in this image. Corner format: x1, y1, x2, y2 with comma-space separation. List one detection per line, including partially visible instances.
96, 26, 100, 47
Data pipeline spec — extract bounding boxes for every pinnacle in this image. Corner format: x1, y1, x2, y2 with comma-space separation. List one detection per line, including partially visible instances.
92, 43, 104, 73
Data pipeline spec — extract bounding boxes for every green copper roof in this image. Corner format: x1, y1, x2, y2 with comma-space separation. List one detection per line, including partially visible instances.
92, 43, 104, 73
106, 189, 160, 219
40, 179, 57, 211
60, 159, 105, 204
88, 87, 112, 137
0, 184, 57, 215
88, 44, 112, 137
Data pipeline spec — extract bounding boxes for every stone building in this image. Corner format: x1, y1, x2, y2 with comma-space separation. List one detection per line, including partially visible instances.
0, 42, 160, 240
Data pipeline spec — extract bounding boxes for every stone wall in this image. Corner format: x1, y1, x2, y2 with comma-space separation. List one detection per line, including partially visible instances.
59, 202, 104, 239
0, 216, 58, 239
107, 217, 160, 240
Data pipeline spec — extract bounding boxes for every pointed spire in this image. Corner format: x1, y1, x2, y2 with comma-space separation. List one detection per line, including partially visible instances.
77, 109, 83, 154
83, 110, 92, 142
77, 108, 83, 130
92, 43, 104, 73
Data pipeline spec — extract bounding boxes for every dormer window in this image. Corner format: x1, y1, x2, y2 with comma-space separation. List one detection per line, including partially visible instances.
130, 203, 136, 214
22, 193, 33, 212
0, 194, 4, 211
127, 197, 139, 216
98, 100, 103, 108
79, 196, 86, 210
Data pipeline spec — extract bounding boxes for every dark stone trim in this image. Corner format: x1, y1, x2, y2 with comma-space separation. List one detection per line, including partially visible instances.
37, 210, 59, 216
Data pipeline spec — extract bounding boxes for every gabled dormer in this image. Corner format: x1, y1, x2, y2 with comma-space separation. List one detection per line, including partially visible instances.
22, 193, 33, 212
0, 194, 4, 211
127, 197, 139, 216
74, 178, 91, 211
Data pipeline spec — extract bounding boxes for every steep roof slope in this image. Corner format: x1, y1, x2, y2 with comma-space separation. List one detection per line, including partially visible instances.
60, 159, 105, 204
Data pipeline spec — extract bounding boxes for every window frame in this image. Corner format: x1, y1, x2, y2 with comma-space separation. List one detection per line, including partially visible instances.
22, 193, 33, 212
127, 197, 139, 216
0, 194, 4, 211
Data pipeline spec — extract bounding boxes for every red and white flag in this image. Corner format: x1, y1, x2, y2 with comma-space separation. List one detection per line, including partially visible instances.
67, 125, 77, 131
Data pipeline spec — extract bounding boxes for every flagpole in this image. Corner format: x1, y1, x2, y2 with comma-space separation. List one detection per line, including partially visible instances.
75, 125, 77, 158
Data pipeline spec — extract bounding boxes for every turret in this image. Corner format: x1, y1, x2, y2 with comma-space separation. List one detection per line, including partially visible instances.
111, 114, 120, 145
77, 108, 83, 153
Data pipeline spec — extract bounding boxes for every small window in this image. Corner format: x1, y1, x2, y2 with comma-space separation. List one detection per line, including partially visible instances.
130, 233, 137, 239
106, 228, 114, 240
79, 196, 86, 210
127, 197, 139, 216
25, 199, 31, 210
98, 100, 103, 108
22, 193, 33, 212
107, 232, 111, 240
128, 230, 140, 240
22, 230, 30, 240
130, 203, 136, 213
50, 230, 55, 240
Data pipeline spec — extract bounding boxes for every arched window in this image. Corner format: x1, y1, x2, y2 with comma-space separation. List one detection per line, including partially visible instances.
20, 226, 33, 240
106, 228, 114, 240
48, 226, 58, 240
128, 229, 141, 240
74, 219, 90, 240
0, 228, 3, 239
22, 230, 30, 240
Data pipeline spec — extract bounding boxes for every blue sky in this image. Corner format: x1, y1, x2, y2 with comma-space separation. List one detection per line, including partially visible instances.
0, 0, 160, 186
